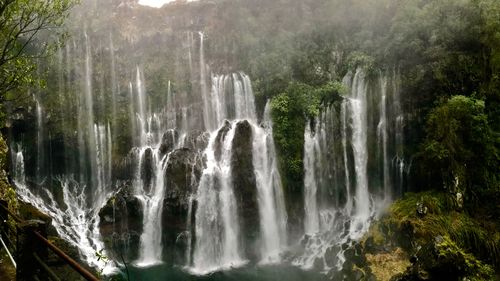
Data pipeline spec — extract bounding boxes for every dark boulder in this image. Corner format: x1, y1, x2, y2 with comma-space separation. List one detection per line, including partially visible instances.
182, 130, 210, 152
325, 245, 340, 267
159, 129, 179, 156
230, 120, 260, 262
113, 153, 135, 181
98, 181, 143, 262
140, 148, 154, 193
214, 120, 232, 162
161, 147, 203, 264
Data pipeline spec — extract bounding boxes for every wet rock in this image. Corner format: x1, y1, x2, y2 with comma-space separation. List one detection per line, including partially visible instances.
162, 147, 203, 264
182, 130, 210, 152
416, 200, 428, 217
352, 242, 367, 267
140, 148, 154, 193
231, 120, 259, 262
351, 267, 365, 281
213, 120, 232, 161
313, 257, 324, 271
325, 245, 339, 267
113, 154, 135, 180
98, 182, 143, 261
159, 129, 179, 155
455, 192, 463, 209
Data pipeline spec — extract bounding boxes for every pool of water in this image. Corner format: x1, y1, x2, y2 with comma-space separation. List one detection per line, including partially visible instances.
110, 264, 327, 281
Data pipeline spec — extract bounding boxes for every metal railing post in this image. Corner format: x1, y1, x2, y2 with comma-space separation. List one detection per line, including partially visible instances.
17, 220, 47, 281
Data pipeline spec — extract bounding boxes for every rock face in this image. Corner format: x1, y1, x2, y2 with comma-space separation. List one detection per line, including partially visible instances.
182, 130, 210, 152
230, 120, 260, 262
161, 147, 203, 264
140, 148, 154, 194
159, 129, 179, 156
214, 120, 232, 162
327, 241, 376, 281
98, 181, 143, 262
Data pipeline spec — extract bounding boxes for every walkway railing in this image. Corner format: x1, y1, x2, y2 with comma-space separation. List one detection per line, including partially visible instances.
0, 199, 100, 281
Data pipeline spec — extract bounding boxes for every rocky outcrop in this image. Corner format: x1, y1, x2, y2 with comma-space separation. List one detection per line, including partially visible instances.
98, 181, 143, 262
214, 120, 232, 162
230, 120, 260, 262
159, 129, 179, 156
140, 148, 154, 193
324, 240, 376, 281
161, 147, 203, 264
182, 130, 210, 152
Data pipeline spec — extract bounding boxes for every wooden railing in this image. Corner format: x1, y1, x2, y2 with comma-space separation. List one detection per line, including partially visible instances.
0, 200, 100, 281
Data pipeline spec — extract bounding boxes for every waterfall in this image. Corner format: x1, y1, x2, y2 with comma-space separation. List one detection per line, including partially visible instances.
252, 101, 288, 263
135, 67, 149, 146
296, 67, 405, 271
130, 66, 172, 266
83, 32, 98, 192
11, 146, 113, 273
109, 34, 118, 133
378, 75, 390, 201
392, 69, 406, 195
35, 98, 45, 185
12, 146, 26, 187
347, 69, 371, 234
303, 121, 320, 234
341, 101, 353, 215
199, 32, 212, 131
93, 123, 113, 206
192, 123, 243, 274
136, 152, 170, 266
10, 31, 118, 274
129, 82, 137, 146
190, 74, 288, 273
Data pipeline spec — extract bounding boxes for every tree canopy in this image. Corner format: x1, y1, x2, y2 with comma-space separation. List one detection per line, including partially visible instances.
0, 0, 75, 102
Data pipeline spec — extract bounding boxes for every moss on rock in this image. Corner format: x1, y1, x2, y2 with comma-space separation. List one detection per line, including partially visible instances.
364, 190, 499, 280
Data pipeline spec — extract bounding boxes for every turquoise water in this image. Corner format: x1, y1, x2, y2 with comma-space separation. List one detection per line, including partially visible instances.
111, 264, 327, 281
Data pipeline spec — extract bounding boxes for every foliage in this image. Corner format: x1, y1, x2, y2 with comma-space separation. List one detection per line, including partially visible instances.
0, 0, 76, 103
271, 81, 343, 180
270, 81, 344, 225
365, 248, 409, 281
431, 235, 494, 281
0, 135, 18, 243
420, 95, 498, 200
382, 191, 500, 269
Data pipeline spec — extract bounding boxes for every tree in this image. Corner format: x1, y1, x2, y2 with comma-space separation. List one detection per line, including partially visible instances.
421, 95, 498, 199
0, 0, 76, 101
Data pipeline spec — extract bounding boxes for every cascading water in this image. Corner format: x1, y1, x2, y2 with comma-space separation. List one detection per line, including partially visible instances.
192, 123, 243, 274
296, 67, 405, 271
136, 151, 169, 266
11, 146, 114, 273
252, 101, 288, 263
303, 120, 321, 235
35, 98, 45, 185
347, 69, 371, 236
378, 75, 391, 201
8, 31, 119, 274
190, 73, 287, 273
130, 67, 181, 266
6, 2, 411, 276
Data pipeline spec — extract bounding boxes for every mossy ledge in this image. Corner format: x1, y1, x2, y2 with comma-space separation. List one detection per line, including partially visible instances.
360, 191, 499, 281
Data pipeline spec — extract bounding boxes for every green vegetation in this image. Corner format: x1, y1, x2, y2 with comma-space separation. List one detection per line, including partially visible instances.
420, 96, 498, 200
0, 0, 76, 101
270, 81, 344, 178
431, 235, 494, 281
364, 191, 500, 280
270, 81, 343, 221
